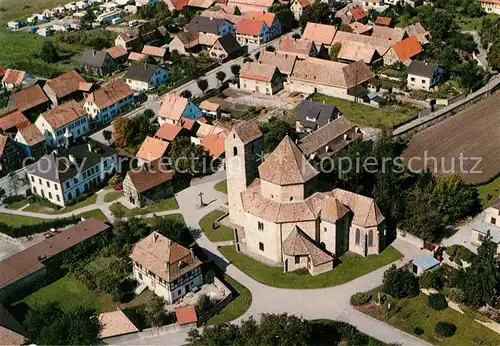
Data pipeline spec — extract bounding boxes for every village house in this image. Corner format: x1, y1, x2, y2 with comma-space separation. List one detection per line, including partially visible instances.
14, 124, 46, 160
0, 219, 110, 303
331, 31, 393, 63
10, 84, 51, 119
239, 61, 283, 95
0, 135, 24, 175
199, 100, 221, 119
349, 22, 372, 35
157, 94, 203, 126
79, 49, 118, 77
294, 100, 342, 133
130, 232, 203, 303
258, 51, 297, 77
124, 63, 169, 91
141, 45, 168, 63
225, 125, 386, 275
115, 33, 138, 50
187, 15, 233, 36
26, 140, 117, 206
407, 60, 443, 91
477, 0, 500, 15
169, 31, 200, 55
279, 37, 318, 59
105, 45, 129, 64
290, 0, 315, 21
287, 58, 374, 101
405, 22, 430, 45
372, 25, 407, 42
208, 34, 243, 61
226, 0, 274, 13
374, 16, 392, 27
128, 52, 148, 64
297, 116, 362, 161
246, 11, 281, 39
471, 199, 500, 254
201, 132, 226, 159
0, 111, 30, 137
135, 136, 170, 166
336, 42, 383, 66
155, 122, 184, 142
187, 0, 214, 9
235, 18, 270, 45
43, 70, 93, 106
384, 35, 423, 66
123, 160, 174, 208
98, 310, 139, 341
34, 100, 89, 148
348, 6, 368, 23
84, 79, 134, 124
302, 23, 337, 50
1, 69, 33, 91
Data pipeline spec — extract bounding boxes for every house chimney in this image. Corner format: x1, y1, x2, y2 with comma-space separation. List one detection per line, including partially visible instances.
153, 232, 159, 242
189, 247, 195, 259
68, 154, 77, 164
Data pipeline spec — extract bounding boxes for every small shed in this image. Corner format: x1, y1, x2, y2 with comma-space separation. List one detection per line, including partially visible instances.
412, 254, 439, 276
175, 305, 197, 326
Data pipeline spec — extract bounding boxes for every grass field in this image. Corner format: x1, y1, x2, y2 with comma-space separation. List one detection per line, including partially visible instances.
104, 190, 124, 203
16, 274, 153, 314
454, 14, 497, 31
214, 180, 228, 194
311, 94, 416, 128
219, 246, 402, 289
0, 209, 108, 227
208, 274, 252, 325
199, 210, 233, 242
6, 200, 30, 210
476, 176, 500, 207
357, 288, 500, 346
23, 195, 97, 214
109, 197, 179, 218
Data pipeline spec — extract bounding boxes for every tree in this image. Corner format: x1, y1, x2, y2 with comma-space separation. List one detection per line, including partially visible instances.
330, 42, 341, 61
456, 60, 487, 91
103, 130, 112, 145
487, 41, 500, 71
197, 78, 209, 95
382, 264, 420, 298
299, 2, 332, 30
143, 108, 155, 119
265, 45, 276, 52
259, 119, 295, 153
84, 256, 128, 300
195, 294, 215, 317
180, 90, 192, 99
24, 303, 101, 345
112, 116, 135, 148
268, 3, 296, 33
40, 41, 59, 64
150, 216, 193, 246
216, 71, 226, 86
145, 294, 170, 327
463, 233, 500, 306
230, 64, 241, 79
169, 136, 208, 175
81, 7, 96, 26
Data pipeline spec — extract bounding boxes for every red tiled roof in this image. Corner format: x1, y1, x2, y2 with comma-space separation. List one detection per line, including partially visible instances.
17, 124, 45, 146
127, 160, 174, 193
136, 136, 169, 162
349, 6, 367, 21
128, 52, 147, 62
175, 305, 197, 325
171, 0, 190, 9
2, 69, 26, 85
392, 35, 422, 62
155, 123, 183, 141
105, 45, 128, 59
86, 79, 133, 110
0, 327, 24, 346
240, 61, 277, 82
41, 100, 85, 130
46, 70, 87, 99
0, 111, 30, 131
11, 84, 49, 112
246, 11, 275, 27
375, 16, 392, 26
142, 45, 167, 58
180, 117, 196, 130
201, 132, 226, 158
236, 18, 266, 36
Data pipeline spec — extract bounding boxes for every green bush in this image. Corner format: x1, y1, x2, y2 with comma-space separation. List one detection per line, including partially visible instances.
434, 322, 456, 338
428, 294, 448, 310
444, 287, 466, 303
446, 245, 476, 266
420, 268, 444, 290
0, 216, 79, 238
382, 264, 420, 298
350, 293, 372, 306
414, 327, 424, 336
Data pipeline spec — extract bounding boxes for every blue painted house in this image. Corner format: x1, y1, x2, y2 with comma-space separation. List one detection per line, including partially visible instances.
157, 94, 203, 126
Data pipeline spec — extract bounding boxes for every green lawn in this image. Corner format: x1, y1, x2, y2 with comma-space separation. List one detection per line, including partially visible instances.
140, 213, 187, 226
214, 180, 228, 194
23, 195, 98, 214
357, 288, 500, 346
6, 200, 30, 210
0, 209, 108, 227
219, 246, 403, 289
16, 274, 153, 314
199, 210, 233, 242
104, 190, 124, 203
77, 210, 108, 222
454, 14, 497, 31
208, 274, 252, 325
476, 176, 500, 208
109, 197, 179, 217
310, 94, 416, 128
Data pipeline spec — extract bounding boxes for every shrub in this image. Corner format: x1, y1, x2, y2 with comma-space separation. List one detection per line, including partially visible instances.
428, 294, 448, 311
195, 294, 216, 317
350, 293, 372, 306
420, 268, 444, 290
444, 287, 466, 303
446, 245, 476, 266
0, 216, 79, 238
382, 265, 420, 298
434, 322, 456, 338
414, 327, 424, 336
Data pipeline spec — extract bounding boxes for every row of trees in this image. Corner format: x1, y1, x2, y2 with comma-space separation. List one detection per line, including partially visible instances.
480, 17, 500, 71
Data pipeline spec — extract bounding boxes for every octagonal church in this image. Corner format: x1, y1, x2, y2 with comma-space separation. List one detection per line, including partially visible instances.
225, 121, 387, 275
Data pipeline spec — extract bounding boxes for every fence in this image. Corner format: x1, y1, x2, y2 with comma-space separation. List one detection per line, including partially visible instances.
197, 277, 233, 325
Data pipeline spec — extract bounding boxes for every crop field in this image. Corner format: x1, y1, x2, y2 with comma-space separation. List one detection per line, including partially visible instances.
403, 92, 500, 184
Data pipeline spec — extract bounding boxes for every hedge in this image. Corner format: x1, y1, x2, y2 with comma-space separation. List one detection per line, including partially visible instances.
444, 287, 466, 304
446, 245, 476, 266
350, 292, 372, 306
435, 322, 457, 338
428, 294, 448, 311
0, 216, 79, 238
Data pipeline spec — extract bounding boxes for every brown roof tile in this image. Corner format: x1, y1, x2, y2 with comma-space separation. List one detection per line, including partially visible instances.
302, 23, 337, 46
127, 160, 174, 193
105, 45, 129, 59
375, 16, 392, 26
155, 123, 183, 141
391, 35, 422, 62
11, 84, 49, 112
41, 100, 85, 129
98, 310, 139, 338
128, 52, 148, 62
235, 18, 266, 36
349, 6, 367, 21
240, 61, 278, 82
282, 226, 334, 266
331, 188, 385, 227
46, 70, 87, 99
337, 42, 378, 63
2, 69, 26, 85
142, 45, 167, 58
372, 25, 407, 42
158, 94, 189, 122
258, 51, 297, 75
136, 136, 169, 162
245, 10, 275, 27
0, 111, 30, 131
17, 124, 45, 146
129, 232, 202, 282
332, 31, 393, 55
201, 132, 226, 158
176, 306, 197, 325
232, 121, 262, 144
199, 100, 220, 112
258, 135, 318, 185
279, 37, 315, 57
85, 79, 133, 110
0, 327, 25, 346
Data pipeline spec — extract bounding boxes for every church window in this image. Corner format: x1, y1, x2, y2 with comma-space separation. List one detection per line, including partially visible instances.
258, 222, 264, 230
355, 229, 361, 245
233, 146, 238, 156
